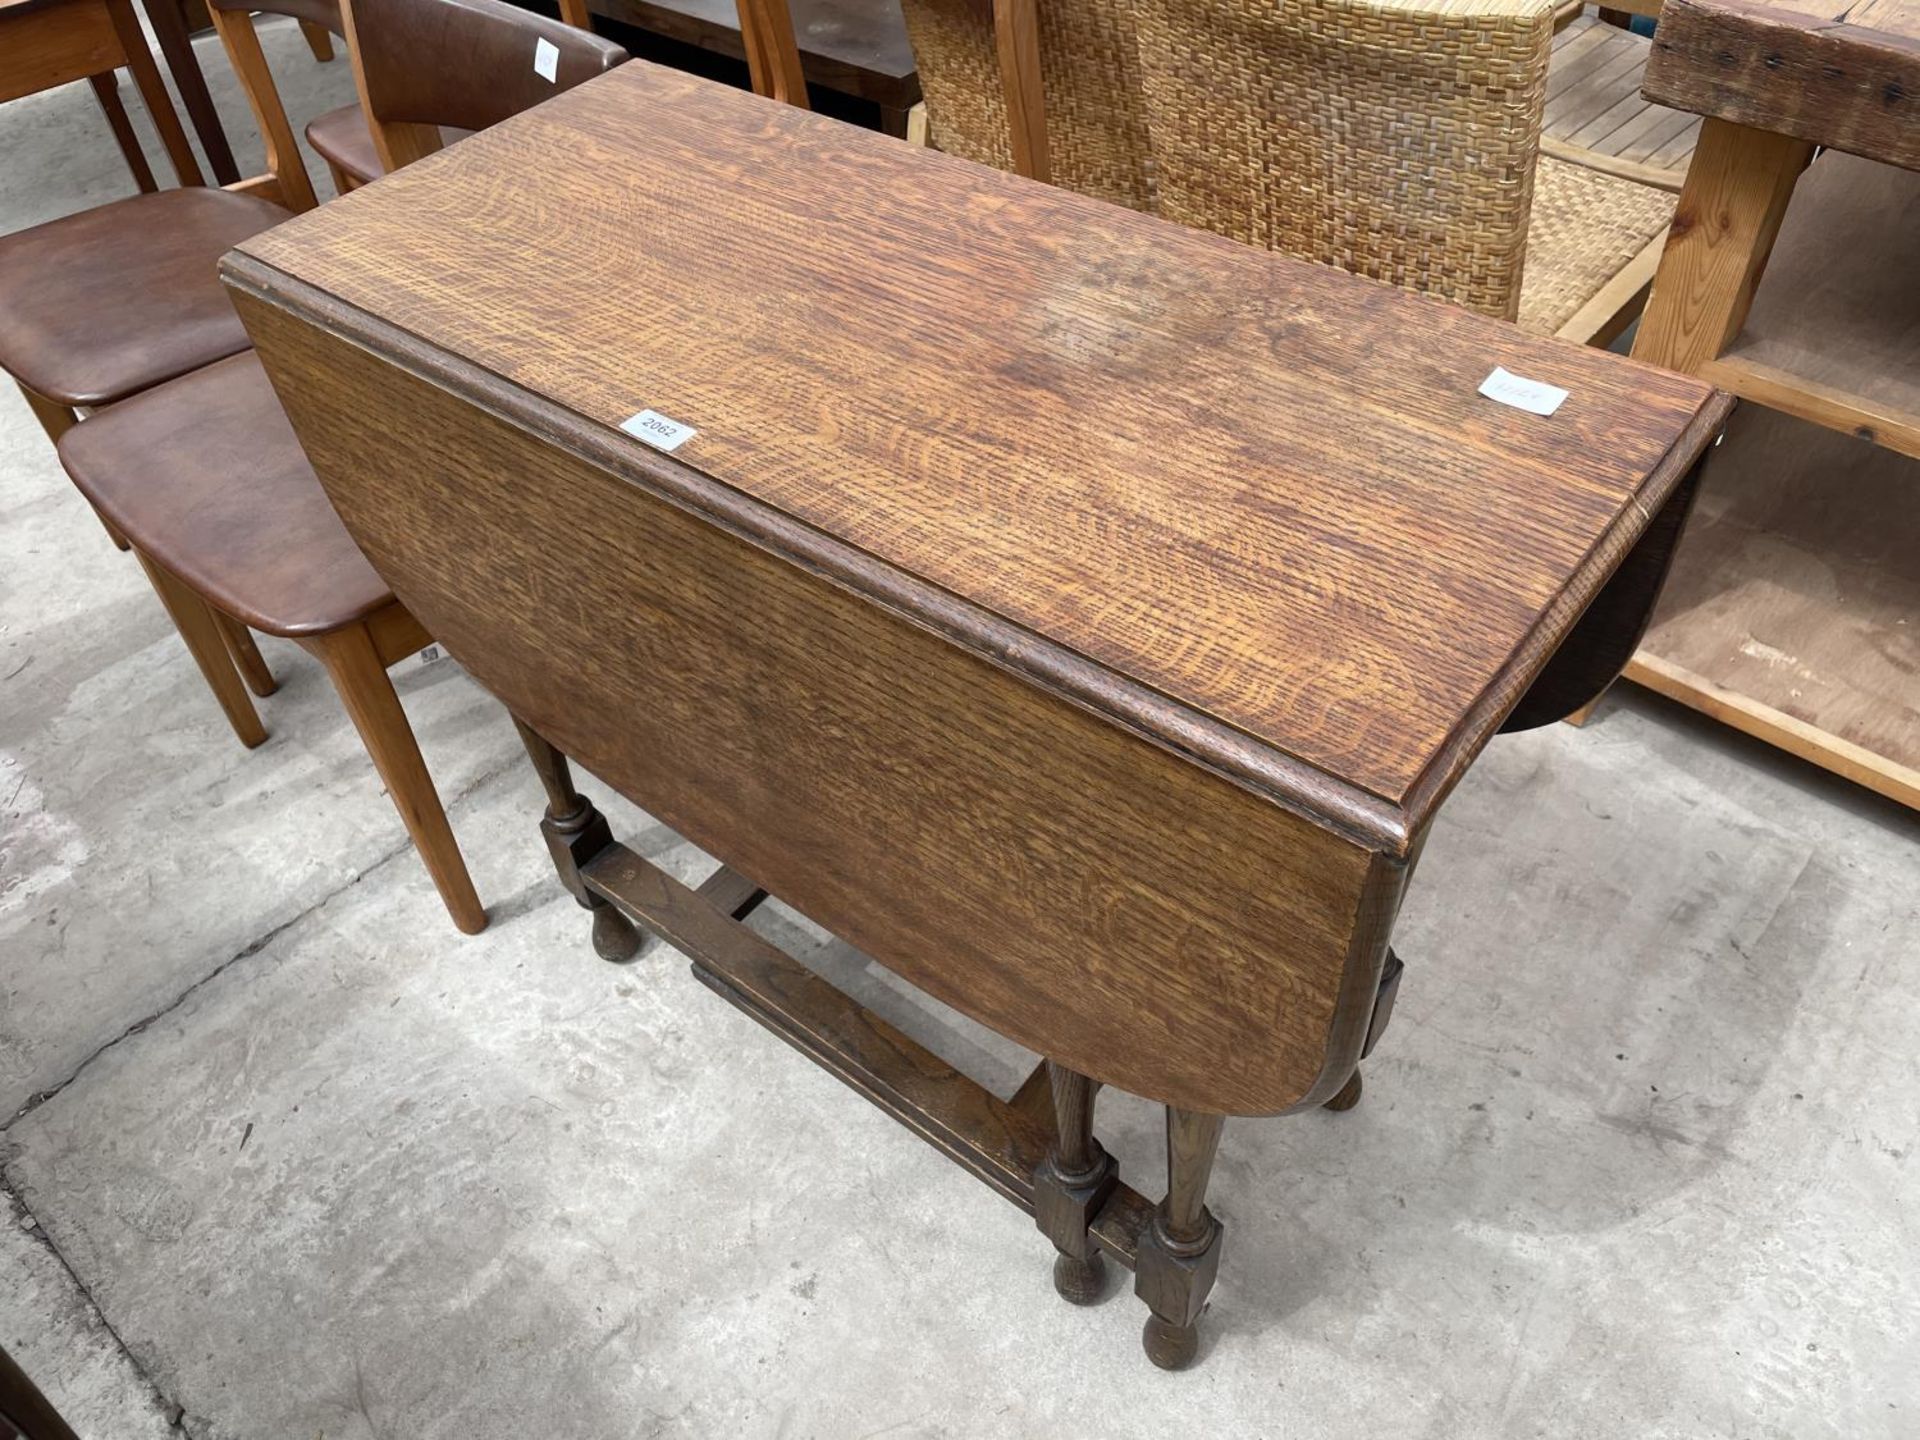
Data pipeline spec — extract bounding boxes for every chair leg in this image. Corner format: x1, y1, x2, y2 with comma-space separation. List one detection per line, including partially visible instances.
17, 381, 77, 446
323, 159, 360, 197
297, 19, 334, 60
132, 550, 267, 749
16, 383, 130, 551
310, 622, 485, 934
215, 612, 277, 697
86, 72, 158, 193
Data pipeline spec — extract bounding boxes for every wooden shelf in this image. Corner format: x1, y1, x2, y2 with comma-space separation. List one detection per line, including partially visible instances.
1627, 404, 1920, 810
1698, 151, 1920, 459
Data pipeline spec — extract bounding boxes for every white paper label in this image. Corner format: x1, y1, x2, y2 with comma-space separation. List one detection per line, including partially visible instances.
620, 409, 697, 452
534, 37, 560, 82
414, 643, 447, 670
1479, 366, 1569, 417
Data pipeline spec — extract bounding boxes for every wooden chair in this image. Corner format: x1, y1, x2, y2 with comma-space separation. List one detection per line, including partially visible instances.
895, 0, 1153, 209
0, 0, 284, 444
307, 0, 602, 192
52, 0, 627, 935
0, 0, 308, 710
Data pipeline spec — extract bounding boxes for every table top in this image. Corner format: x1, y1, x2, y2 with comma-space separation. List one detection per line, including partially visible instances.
230, 62, 1724, 848
1646, 0, 1920, 169
589, 0, 917, 106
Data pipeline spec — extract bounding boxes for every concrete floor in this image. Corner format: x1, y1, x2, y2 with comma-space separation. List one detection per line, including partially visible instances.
4, 23, 1919, 1440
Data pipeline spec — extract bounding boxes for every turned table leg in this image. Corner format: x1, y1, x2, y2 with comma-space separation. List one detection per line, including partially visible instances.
1031, 1062, 1117, 1304
1135, 1107, 1225, 1369
512, 716, 642, 961
1322, 1070, 1363, 1111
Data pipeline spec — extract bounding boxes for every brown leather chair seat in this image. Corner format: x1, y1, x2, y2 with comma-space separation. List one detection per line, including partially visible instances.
305, 102, 473, 186
56, 352, 391, 637
0, 187, 290, 408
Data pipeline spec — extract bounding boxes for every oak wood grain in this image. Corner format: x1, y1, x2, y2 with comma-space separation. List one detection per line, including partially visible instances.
232, 61, 1723, 820
228, 281, 1405, 1115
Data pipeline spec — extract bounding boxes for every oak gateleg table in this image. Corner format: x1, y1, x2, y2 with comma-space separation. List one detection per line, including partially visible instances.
223, 60, 1731, 1368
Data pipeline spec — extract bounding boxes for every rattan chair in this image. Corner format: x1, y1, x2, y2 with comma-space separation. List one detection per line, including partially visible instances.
896, 0, 1154, 210
899, 0, 1683, 345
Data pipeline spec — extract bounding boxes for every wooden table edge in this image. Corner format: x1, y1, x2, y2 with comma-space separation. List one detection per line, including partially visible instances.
223, 251, 1428, 856
1396, 391, 1735, 824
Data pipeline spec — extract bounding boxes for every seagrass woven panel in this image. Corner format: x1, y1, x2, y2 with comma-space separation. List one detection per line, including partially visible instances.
1131, 0, 1556, 321
1517, 152, 1676, 333
898, 0, 1156, 210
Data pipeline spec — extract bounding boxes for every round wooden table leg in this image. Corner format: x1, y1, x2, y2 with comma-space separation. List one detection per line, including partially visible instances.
513, 716, 645, 961
1135, 1107, 1225, 1370
1322, 1069, 1363, 1112
1032, 1062, 1116, 1305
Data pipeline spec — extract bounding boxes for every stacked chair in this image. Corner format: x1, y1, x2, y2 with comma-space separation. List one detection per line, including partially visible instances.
1, 1, 623, 934
896, 0, 1687, 344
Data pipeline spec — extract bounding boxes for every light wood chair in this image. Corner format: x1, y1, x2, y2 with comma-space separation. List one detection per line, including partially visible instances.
50, 0, 626, 934
0, 0, 312, 720
307, 0, 603, 191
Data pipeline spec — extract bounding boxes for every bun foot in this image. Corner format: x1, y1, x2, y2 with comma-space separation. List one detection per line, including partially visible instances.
1052, 1249, 1108, 1306
1322, 1070, 1363, 1112
1141, 1313, 1200, 1370
591, 903, 645, 962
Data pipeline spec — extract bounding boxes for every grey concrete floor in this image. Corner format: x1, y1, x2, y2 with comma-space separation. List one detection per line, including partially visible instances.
3, 25, 1919, 1440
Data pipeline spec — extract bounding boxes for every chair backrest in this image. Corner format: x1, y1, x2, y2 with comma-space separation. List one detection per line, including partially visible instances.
206, 0, 355, 212
1130, 0, 1555, 322
897, 0, 1153, 211
738, 0, 809, 108
343, 0, 627, 171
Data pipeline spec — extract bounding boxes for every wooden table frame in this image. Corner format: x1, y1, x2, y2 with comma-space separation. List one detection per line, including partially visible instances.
225, 62, 1730, 1370
513, 718, 1407, 1367
1604, 0, 1920, 809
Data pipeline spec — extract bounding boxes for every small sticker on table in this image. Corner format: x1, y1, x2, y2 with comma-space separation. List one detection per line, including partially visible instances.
1479, 366, 1569, 417
534, 37, 560, 82
621, 409, 697, 452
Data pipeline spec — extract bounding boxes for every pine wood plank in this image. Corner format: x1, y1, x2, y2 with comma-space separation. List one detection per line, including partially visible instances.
1633, 405, 1920, 806
1645, 0, 1920, 169
1703, 151, 1920, 456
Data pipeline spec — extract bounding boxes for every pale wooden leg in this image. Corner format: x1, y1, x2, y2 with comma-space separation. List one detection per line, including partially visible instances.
324, 159, 361, 197
132, 550, 267, 749
1135, 1108, 1225, 1369
297, 19, 334, 60
512, 716, 643, 960
1032, 1062, 1117, 1303
905, 102, 930, 148
215, 612, 277, 697
17, 382, 77, 446
310, 622, 486, 934
87, 72, 158, 192
1632, 119, 1814, 375
1563, 692, 1605, 728
16, 382, 130, 551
